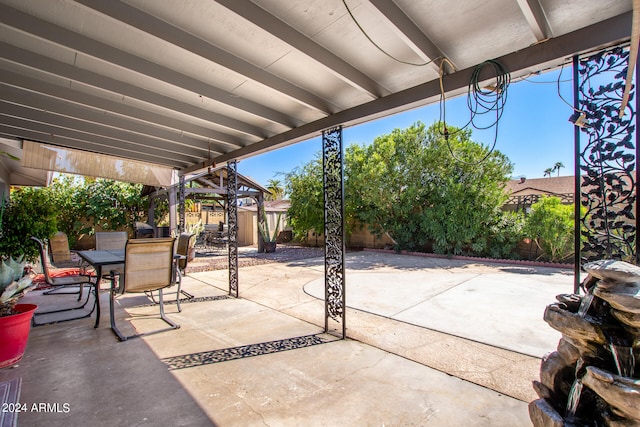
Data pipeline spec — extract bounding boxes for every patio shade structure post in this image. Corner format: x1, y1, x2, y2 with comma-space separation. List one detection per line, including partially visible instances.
572, 55, 581, 293
178, 174, 185, 234
147, 196, 156, 229
322, 126, 346, 339
574, 44, 638, 290
168, 186, 177, 237
227, 159, 239, 298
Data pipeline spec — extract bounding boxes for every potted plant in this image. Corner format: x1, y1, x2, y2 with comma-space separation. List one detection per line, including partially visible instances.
0, 274, 37, 368
258, 211, 281, 253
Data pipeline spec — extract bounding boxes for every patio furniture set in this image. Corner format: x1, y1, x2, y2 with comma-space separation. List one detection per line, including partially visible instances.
30, 231, 193, 341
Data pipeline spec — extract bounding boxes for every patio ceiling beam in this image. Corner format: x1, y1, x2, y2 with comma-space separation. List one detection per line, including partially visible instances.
0, 43, 265, 141
0, 69, 250, 150
0, 84, 217, 158
215, 0, 387, 99
0, 94, 211, 161
74, 0, 335, 115
0, 112, 200, 169
516, 0, 553, 40
0, 3, 296, 128
366, 0, 455, 73
201, 11, 632, 172
0, 125, 187, 168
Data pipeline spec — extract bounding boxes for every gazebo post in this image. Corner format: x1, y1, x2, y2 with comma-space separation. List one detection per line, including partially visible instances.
147, 196, 156, 229
168, 186, 177, 237
227, 160, 239, 298
178, 174, 185, 234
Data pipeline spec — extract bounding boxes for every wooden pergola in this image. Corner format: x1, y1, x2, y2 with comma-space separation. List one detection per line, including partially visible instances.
142, 165, 269, 252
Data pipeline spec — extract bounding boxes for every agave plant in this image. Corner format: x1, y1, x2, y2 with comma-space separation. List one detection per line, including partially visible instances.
0, 275, 35, 317
0, 255, 26, 287
258, 211, 282, 243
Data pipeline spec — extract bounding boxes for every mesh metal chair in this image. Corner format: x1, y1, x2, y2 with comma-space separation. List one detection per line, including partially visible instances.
43, 232, 85, 296
30, 236, 97, 325
109, 237, 179, 341
95, 231, 127, 289
49, 231, 80, 268
145, 233, 193, 312
95, 231, 128, 251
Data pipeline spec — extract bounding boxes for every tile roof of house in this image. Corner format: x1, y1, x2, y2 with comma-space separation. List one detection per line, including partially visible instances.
504, 176, 575, 197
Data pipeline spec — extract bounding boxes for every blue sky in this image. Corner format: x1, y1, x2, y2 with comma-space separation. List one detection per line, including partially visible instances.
238, 68, 577, 186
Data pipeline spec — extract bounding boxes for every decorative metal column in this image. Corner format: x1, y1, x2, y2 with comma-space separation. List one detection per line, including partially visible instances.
178, 174, 185, 233
574, 45, 638, 288
322, 126, 346, 338
227, 160, 239, 298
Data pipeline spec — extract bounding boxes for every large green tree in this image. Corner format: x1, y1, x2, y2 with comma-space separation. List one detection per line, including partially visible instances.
78, 178, 146, 233
347, 121, 514, 255
286, 121, 517, 256
48, 175, 88, 247
285, 155, 325, 241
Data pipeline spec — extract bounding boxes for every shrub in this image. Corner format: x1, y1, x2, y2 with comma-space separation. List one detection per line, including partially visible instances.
524, 196, 575, 262
0, 187, 58, 261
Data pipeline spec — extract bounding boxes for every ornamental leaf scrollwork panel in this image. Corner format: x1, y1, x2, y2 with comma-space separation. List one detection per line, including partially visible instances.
577, 46, 637, 263
323, 126, 345, 336
227, 160, 239, 297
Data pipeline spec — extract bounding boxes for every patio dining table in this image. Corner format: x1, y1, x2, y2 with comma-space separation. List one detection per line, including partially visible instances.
77, 249, 125, 329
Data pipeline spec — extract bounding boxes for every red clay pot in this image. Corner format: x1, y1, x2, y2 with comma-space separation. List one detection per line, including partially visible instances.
0, 304, 38, 369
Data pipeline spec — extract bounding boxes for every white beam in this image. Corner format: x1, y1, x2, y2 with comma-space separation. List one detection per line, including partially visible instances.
516, 0, 553, 40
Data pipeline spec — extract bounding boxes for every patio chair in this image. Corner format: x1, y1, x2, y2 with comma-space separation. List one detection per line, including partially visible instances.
145, 233, 194, 312
49, 231, 80, 268
109, 237, 179, 341
43, 231, 86, 297
30, 236, 97, 326
95, 231, 127, 290
95, 231, 128, 251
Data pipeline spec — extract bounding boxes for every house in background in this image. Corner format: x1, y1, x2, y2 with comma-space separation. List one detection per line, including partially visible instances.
503, 176, 575, 212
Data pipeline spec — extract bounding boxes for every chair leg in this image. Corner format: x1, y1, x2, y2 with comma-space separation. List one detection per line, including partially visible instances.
35, 284, 93, 315
112, 286, 179, 342
158, 289, 180, 330
109, 277, 126, 342
175, 270, 182, 313
32, 282, 97, 326
42, 284, 82, 298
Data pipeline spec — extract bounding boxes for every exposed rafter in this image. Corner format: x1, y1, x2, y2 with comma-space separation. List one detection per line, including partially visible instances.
0, 68, 249, 151
366, 0, 455, 73
0, 98, 207, 162
0, 124, 187, 168
516, 0, 553, 40
215, 0, 388, 99
0, 0, 631, 182
205, 11, 632, 172
0, 3, 296, 127
74, 0, 336, 115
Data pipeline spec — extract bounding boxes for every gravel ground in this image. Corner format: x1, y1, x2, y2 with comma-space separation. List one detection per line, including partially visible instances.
185, 244, 323, 273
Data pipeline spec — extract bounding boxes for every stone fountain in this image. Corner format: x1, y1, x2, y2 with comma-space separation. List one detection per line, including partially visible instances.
529, 260, 640, 427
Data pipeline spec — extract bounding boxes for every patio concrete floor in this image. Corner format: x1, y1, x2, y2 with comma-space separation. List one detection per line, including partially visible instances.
0, 250, 573, 426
